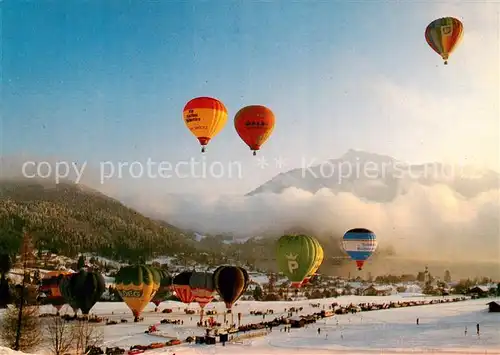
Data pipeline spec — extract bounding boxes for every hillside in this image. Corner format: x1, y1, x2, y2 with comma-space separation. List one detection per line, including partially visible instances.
0, 179, 195, 261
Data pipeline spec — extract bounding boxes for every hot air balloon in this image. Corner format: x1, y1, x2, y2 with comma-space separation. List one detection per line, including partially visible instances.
276, 235, 319, 288
59, 273, 80, 315
183, 97, 228, 153
115, 265, 160, 322
60, 269, 105, 316
213, 266, 249, 309
234, 105, 275, 155
189, 271, 215, 320
425, 17, 464, 65
40, 271, 72, 313
342, 228, 378, 270
151, 269, 172, 310
173, 271, 195, 304
302, 237, 324, 286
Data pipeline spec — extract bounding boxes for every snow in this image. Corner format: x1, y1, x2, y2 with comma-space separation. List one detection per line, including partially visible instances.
1, 295, 499, 354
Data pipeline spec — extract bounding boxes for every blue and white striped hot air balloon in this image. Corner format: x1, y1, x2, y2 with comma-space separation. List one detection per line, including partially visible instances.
342, 228, 377, 270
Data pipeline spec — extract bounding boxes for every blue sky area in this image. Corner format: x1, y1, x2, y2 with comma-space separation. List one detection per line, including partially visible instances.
3, 1, 498, 194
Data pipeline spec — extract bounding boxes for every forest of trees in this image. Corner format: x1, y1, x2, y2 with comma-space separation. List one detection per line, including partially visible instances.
0, 180, 195, 262
0, 179, 357, 270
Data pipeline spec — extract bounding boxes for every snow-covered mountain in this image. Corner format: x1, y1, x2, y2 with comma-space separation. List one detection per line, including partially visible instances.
246, 150, 499, 201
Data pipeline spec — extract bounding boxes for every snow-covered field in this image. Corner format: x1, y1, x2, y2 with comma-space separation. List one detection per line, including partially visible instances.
1, 295, 499, 355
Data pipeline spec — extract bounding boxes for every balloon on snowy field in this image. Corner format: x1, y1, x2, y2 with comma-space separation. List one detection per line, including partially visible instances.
173, 271, 196, 304
151, 269, 172, 308
276, 235, 321, 288
114, 264, 160, 321
213, 265, 249, 309
302, 237, 324, 286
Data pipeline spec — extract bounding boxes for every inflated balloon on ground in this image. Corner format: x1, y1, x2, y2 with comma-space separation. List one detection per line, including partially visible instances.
213, 265, 249, 309
114, 264, 160, 321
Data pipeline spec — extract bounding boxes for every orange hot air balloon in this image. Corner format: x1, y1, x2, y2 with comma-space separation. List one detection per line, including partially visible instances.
183, 97, 228, 153
234, 105, 275, 156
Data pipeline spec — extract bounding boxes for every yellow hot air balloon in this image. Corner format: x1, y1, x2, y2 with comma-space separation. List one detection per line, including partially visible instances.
302, 237, 324, 286
183, 97, 228, 152
114, 265, 160, 322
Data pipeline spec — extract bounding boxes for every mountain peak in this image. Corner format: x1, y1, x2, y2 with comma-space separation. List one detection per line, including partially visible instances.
247, 150, 499, 199
338, 149, 397, 165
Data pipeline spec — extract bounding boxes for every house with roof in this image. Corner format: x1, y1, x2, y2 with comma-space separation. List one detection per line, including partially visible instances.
486, 301, 500, 313
363, 284, 395, 296
469, 285, 491, 298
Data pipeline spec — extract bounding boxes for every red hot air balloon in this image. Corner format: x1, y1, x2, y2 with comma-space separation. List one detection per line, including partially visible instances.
173, 271, 195, 304
189, 271, 215, 322
234, 105, 275, 155
189, 272, 215, 309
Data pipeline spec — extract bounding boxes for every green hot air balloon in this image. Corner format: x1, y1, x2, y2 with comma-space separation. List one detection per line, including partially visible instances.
151, 269, 172, 309
62, 269, 105, 316
276, 235, 319, 288
59, 273, 80, 315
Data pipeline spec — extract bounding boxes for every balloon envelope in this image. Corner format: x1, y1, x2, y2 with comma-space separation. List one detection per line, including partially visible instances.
342, 228, 377, 270
276, 235, 319, 287
183, 97, 228, 152
40, 271, 72, 310
234, 105, 275, 155
213, 266, 249, 309
59, 273, 80, 312
425, 17, 464, 64
62, 269, 105, 315
302, 238, 324, 285
189, 271, 215, 308
114, 265, 160, 318
173, 271, 195, 304
151, 269, 172, 307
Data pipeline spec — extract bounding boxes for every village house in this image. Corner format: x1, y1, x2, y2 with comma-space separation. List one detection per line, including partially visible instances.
486, 301, 500, 313
363, 284, 395, 296
468, 285, 490, 298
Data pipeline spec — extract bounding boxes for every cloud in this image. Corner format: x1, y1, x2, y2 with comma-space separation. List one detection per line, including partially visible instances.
128, 182, 500, 263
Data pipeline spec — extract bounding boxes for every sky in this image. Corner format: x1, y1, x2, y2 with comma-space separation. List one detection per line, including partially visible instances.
2, 1, 499, 261
2, 0, 499, 197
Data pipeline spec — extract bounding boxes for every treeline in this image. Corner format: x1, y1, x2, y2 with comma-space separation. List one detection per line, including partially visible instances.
0, 180, 195, 262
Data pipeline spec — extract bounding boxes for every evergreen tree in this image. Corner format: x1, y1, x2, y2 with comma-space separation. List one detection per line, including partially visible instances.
77, 255, 85, 269
14, 232, 35, 351
444, 270, 452, 283
0, 254, 12, 275
32, 269, 41, 286
252, 285, 263, 301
